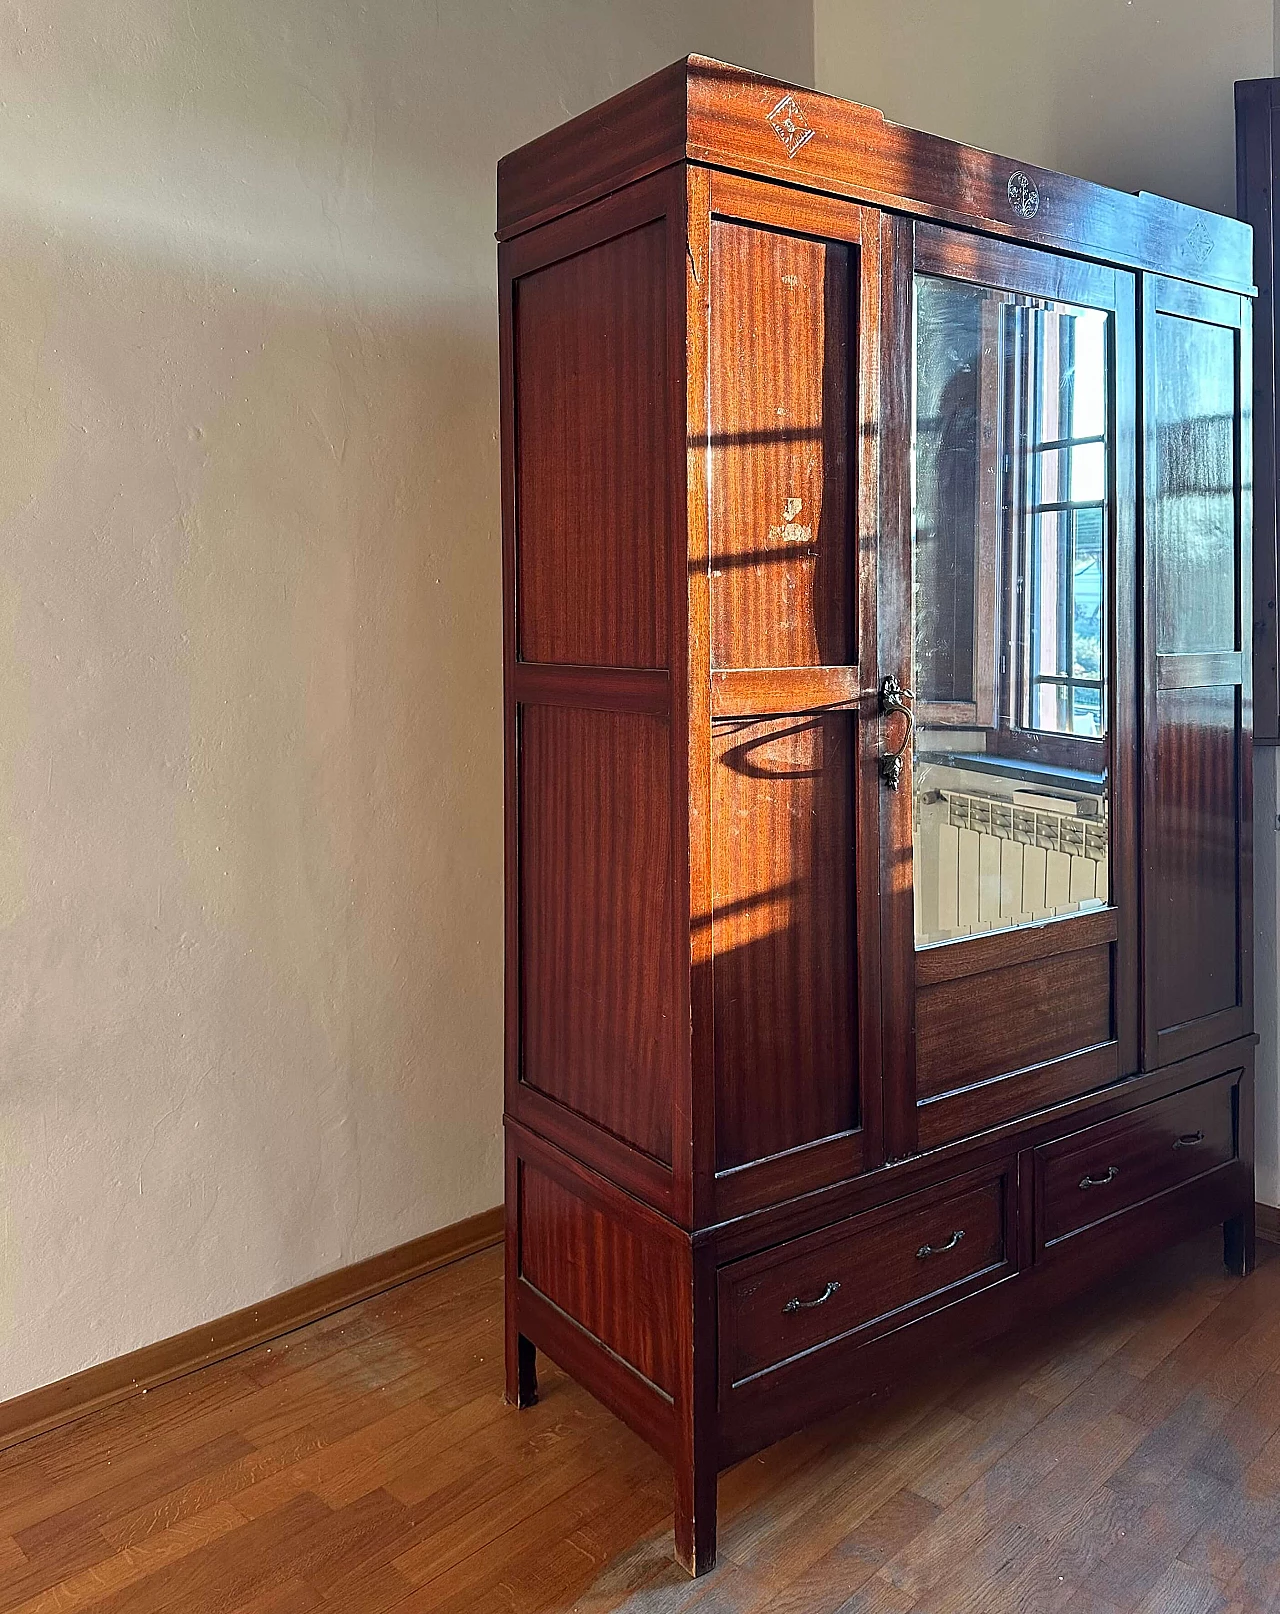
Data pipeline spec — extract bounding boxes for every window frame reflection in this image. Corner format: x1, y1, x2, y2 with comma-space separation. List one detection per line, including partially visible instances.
1015, 304, 1109, 746
910, 272, 1116, 948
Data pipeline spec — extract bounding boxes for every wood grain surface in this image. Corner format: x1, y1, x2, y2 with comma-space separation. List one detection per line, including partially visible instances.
710, 713, 858, 1172
514, 216, 671, 668
499, 60, 1255, 1579
7, 1233, 1280, 1611
708, 216, 853, 670
497, 57, 1255, 302
518, 704, 677, 1166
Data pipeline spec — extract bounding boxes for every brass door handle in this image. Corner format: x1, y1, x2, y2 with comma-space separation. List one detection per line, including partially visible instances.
1174, 1131, 1205, 1149
879, 675, 915, 790
1079, 1165, 1120, 1189
783, 1280, 841, 1313
917, 1229, 965, 1259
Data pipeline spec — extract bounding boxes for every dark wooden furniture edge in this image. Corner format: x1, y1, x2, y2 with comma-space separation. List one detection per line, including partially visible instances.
1236, 77, 1280, 742
498, 56, 1253, 297
508, 1080, 678, 1216
0, 1205, 505, 1456
507, 1041, 1254, 1265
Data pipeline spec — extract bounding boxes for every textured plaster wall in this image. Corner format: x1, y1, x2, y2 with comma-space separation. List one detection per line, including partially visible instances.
815, 0, 1272, 215
0, 2, 813, 1401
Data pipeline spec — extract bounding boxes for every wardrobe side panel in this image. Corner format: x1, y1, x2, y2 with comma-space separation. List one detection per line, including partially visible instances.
520, 705, 677, 1165
504, 176, 688, 1202
516, 220, 670, 667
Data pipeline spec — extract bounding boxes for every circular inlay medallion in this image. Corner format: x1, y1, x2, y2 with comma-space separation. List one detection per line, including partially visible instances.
1007, 171, 1040, 219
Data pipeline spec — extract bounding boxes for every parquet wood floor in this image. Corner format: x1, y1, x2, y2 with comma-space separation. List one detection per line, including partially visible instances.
4, 1231, 1280, 1612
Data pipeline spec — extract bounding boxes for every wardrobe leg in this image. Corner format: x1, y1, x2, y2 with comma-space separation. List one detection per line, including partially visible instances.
675, 1238, 718, 1575
1224, 1206, 1256, 1278
674, 1446, 718, 1576
506, 1331, 538, 1408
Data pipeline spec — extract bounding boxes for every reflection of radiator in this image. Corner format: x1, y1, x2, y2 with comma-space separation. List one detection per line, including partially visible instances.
915, 788, 1108, 943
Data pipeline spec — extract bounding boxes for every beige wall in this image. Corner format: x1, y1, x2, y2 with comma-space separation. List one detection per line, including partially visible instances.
0, 2, 812, 1402
816, 0, 1271, 214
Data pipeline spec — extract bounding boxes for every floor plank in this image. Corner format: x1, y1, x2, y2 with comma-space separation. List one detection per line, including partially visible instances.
2, 1234, 1279, 1612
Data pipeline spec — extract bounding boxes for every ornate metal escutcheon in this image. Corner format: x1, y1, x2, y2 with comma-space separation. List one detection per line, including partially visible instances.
879, 674, 915, 789
1007, 170, 1040, 219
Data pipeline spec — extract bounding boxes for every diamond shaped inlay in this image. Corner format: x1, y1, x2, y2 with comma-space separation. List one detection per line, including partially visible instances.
767, 94, 815, 159
1181, 219, 1213, 266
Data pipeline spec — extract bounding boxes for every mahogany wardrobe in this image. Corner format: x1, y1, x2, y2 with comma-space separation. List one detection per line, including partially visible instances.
500, 58, 1256, 1574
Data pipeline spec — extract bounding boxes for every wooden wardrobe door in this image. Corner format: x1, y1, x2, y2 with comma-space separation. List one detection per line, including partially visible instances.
880, 222, 1141, 1159
1141, 276, 1253, 1069
699, 174, 883, 1222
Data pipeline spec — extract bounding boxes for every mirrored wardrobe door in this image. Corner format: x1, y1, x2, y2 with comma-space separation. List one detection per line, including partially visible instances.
879, 222, 1139, 1159
913, 275, 1112, 945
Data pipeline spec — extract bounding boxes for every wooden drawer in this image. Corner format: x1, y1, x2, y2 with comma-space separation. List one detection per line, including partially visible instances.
1035, 1073, 1239, 1252
718, 1168, 1013, 1390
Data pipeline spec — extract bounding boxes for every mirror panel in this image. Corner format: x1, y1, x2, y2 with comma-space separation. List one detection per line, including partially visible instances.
912, 275, 1112, 947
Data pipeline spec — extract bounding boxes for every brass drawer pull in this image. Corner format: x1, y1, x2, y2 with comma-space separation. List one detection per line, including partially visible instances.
1174, 1130, 1206, 1149
1079, 1165, 1119, 1189
784, 1280, 841, 1313
916, 1229, 965, 1259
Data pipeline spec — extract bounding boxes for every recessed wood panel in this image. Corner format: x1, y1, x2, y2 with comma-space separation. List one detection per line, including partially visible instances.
515, 220, 669, 667
708, 220, 853, 669
519, 1162, 679, 1395
1152, 685, 1241, 1033
711, 714, 857, 1172
520, 706, 676, 1164
916, 945, 1113, 1102
1151, 312, 1238, 655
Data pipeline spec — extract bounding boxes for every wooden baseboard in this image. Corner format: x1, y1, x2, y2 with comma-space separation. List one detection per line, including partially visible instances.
0, 1204, 503, 1455
1257, 1202, 1280, 1245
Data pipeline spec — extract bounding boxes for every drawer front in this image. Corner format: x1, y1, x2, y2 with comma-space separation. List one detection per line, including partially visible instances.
719, 1169, 1012, 1389
1037, 1073, 1238, 1250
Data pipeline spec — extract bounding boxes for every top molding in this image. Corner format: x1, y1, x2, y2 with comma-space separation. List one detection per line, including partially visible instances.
497, 55, 1254, 297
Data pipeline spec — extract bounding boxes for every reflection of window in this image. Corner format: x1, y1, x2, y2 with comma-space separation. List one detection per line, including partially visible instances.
1016, 309, 1108, 740
913, 282, 1110, 760
912, 277, 1112, 948
913, 283, 1001, 728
